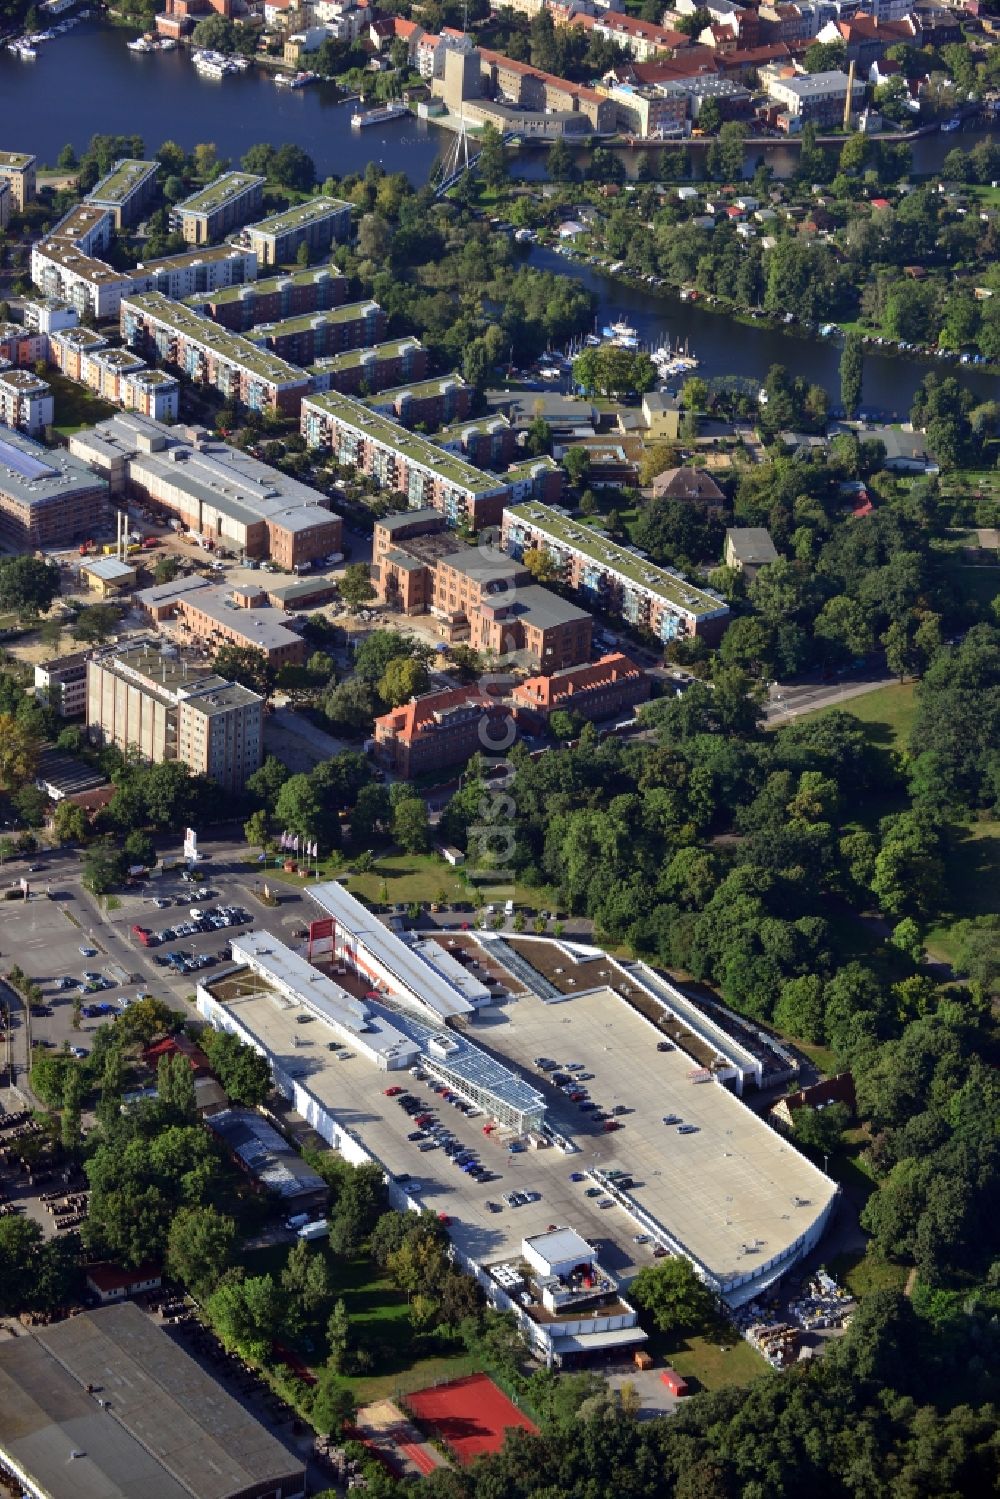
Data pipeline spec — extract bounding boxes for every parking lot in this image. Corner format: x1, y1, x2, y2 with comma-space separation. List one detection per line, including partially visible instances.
0, 840, 315, 1076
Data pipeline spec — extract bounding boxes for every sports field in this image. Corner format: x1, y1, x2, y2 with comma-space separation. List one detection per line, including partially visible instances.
407, 1374, 538, 1464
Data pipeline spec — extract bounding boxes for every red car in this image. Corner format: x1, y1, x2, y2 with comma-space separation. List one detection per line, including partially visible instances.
603, 1120, 621, 1132
384, 1085, 403, 1097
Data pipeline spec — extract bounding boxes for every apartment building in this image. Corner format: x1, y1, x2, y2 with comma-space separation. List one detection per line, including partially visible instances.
0, 427, 108, 549
502, 501, 731, 643
374, 684, 511, 778
189, 264, 347, 332
70, 411, 341, 566
0, 150, 36, 210
0, 367, 54, 435
86, 643, 264, 791
504, 455, 564, 505
510, 652, 651, 730
764, 67, 866, 124
301, 389, 511, 529
121, 292, 311, 415
564, 9, 689, 60
22, 299, 80, 337
0, 178, 9, 233
48, 327, 180, 423
133, 577, 307, 670
31, 205, 135, 322
86, 159, 160, 229
370, 510, 591, 667
34, 651, 90, 718
249, 300, 386, 364
236, 196, 352, 267
0, 322, 48, 367
308, 336, 427, 396
131, 244, 258, 301
169, 172, 266, 246
366, 372, 472, 429
433, 413, 516, 471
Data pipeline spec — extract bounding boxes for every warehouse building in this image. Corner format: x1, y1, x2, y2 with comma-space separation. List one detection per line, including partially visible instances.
71, 412, 342, 568
0, 1302, 306, 1499
0, 428, 108, 549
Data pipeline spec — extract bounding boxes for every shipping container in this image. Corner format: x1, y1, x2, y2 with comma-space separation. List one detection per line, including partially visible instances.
659, 1368, 688, 1397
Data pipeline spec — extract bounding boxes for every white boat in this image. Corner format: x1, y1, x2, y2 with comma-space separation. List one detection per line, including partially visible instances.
940, 117, 961, 133
350, 101, 408, 128
128, 36, 155, 52
12, 42, 37, 57
158, 37, 177, 50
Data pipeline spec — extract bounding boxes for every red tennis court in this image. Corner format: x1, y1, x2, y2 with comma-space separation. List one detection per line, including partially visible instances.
407, 1374, 538, 1464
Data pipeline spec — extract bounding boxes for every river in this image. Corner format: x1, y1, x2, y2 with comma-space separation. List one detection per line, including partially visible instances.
0, 19, 446, 180
2, 21, 998, 408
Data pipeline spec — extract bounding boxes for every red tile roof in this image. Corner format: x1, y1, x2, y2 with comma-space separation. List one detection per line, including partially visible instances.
86, 1260, 162, 1294
512, 653, 645, 710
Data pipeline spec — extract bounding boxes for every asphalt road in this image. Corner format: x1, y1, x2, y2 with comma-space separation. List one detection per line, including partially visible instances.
762, 668, 898, 727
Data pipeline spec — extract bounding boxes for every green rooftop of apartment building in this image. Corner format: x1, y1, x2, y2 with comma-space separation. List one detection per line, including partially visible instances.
366, 372, 467, 405
123, 292, 308, 387
87, 159, 158, 206
0, 151, 35, 169
173, 172, 264, 218
434, 413, 509, 443
247, 196, 351, 237
504, 455, 560, 482
304, 391, 506, 496
200, 264, 344, 307
252, 301, 380, 340
505, 501, 725, 618
309, 337, 421, 375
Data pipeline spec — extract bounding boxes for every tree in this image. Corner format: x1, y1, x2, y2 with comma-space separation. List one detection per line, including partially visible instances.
328, 1162, 387, 1257
354, 629, 422, 683
213, 643, 275, 698
246, 755, 289, 812
82, 840, 126, 895
324, 678, 378, 733
325, 1297, 352, 1372
629, 1257, 715, 1335
804, 39, 846, 72
207, 1273, 284, 1361
792, 1100, 851, 1157
563, 446, 591, 488
548, 709, 582, 742
274, 772, 324, 843
53, 798, 88, 845
339, 562, 376, 612
0, 713, 40, 791
244, 808, 270, 852
522, 546, 560, 584
0, 555, 60, 617
271, 143, 316, 192
166, 1206, 236, 1299
199, 1028, 271, 1106
282, 1237, 332, 1317
124, 828, 156, 870
378, 655, 429, 707
71, 602, 125, 644
0, 1217, 43, 1312
477, 123, 507, 190
840, 331, 863, 417
311, 1364, 356, 1435
153, 553, 180, 585
949, 915, 1000, 990
392, 796, 429, 854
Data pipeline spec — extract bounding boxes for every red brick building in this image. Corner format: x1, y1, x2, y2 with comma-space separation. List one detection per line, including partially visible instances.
511, 653, 650, 730
374, 685, 512, 778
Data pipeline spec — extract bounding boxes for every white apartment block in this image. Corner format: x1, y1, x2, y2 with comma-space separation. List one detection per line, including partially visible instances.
131, 245, 258, 301
0, 367, 54, 435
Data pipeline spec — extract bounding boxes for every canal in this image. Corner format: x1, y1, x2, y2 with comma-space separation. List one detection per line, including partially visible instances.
525, 245, 1000, 415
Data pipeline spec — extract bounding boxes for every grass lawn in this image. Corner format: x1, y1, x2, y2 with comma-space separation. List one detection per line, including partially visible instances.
826, 1127, 879, 1207
925, 818, 1000, 964
240, 1243, 483, 1403
643, 1323, 767, 1394
47, 370, 117, 436
814, 680, 918, 752
828, 1248, 909, 1301
794, 1040, 840, 1078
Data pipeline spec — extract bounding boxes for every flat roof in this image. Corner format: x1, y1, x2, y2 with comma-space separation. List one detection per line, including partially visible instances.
205, 1105, 326, 1199
0, 428, 107, 508
92, 642, 256, 707
525, 1227, 593, 1265
228, 930, 416, 1061
87, 158, 158, 207
0, 367, 49, 394
310, 336, 421, 374
252, 300, 381, 340
33, 237, 132, 288
77, 413, 339, 534
368, 372, 467, 405
504, 502, 728, 620
122, 292, 309, 388
168, 586, 305, 653
771, 68, 855, 95
172, 170, 264, 218
136, 244, 256, 275
82, 555, 136, 582
481, 581, 591, 632
203, 264, 344, 307
308, 880, 480, 1023
0, 151, 35, 169
246, 195, 351, 238
15, 1303, 304, 1499
375, 507, 441, 532
303, 391, 508, 497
